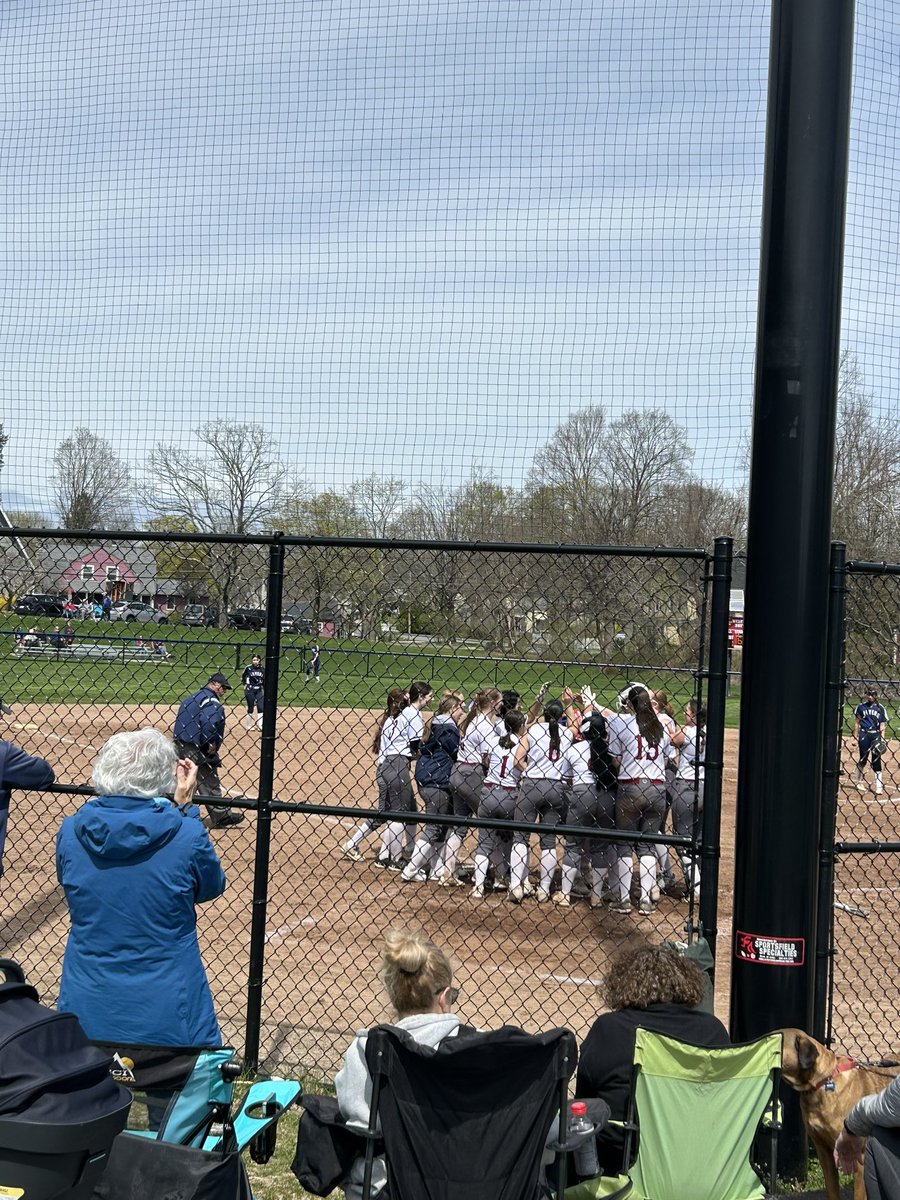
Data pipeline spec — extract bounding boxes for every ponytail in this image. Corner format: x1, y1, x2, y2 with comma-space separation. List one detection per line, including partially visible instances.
459, 687, 500, 737
499, 709, 526, 749
544, 700, 564, 754
373, 687, 408, 753
629, 687, 664, 747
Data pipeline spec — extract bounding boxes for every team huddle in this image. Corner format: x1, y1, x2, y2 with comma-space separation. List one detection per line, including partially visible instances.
341, 680, 705, 915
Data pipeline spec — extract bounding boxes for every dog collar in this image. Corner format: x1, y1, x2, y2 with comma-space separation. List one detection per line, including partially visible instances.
813, 1059, 857, 1090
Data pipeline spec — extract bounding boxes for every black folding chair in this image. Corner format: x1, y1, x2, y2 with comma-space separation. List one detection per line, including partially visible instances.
361, 1024, 577, 1200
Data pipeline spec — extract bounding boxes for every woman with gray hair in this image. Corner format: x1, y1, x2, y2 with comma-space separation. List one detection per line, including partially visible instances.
56, 728, 226, 1046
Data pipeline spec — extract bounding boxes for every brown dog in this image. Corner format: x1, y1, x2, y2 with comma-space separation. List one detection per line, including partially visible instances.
780, 1028, 900, 1200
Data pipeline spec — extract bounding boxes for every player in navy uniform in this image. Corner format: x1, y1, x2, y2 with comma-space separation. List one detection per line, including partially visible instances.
241, 654, 265, 729
173, 673, 244, 828
853, 686, 888, 796
305, 643, 321, 683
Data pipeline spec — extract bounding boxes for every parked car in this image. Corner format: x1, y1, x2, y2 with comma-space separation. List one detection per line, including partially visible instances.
182, 603, 219, 627
281, 612, 313, 634
14, 594, 65, 617
227, 607, 267, 631
109, 601, 169, 625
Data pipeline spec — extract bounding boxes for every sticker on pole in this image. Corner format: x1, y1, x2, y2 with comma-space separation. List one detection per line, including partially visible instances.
735, 930, 805, 966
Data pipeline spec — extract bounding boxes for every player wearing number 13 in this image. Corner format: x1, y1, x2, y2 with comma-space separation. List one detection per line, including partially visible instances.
607, 686, 670, 915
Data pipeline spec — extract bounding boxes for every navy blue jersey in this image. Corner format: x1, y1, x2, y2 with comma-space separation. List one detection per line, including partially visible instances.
174, 686, 226, 749
855, 702, 887, 735
242, 664, 265, 691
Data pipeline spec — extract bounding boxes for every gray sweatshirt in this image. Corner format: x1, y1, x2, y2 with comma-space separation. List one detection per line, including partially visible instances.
335, 1011, 461, 1200
845, 1073, 900, 1137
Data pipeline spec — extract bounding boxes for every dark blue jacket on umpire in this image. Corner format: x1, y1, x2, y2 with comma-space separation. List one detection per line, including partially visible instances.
414, 714, 460, 790
0, 740, 55, 876
174, 686, 227, 751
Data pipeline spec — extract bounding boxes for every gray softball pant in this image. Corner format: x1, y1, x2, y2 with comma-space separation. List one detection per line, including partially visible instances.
562, 784, 615, 869
475, 784, 517, 859
375, 756, 414, 820
449, 762, 484, 817
513, 777, 567, 852
670, 779, 704, 842
614, 780, 667, 856
419, 784, 452, 844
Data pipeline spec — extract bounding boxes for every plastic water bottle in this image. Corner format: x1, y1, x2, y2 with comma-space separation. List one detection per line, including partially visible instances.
569, 1101, 599, 1178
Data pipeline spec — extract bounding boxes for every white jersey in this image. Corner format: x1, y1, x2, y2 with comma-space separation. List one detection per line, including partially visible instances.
394, 704, 424, 757
378, 715, 409, 762
485, 734, 519, 788
675, 725, 705, 781
563, 737, 594, 787
522, 722, 572, 781
607, 714, 670, 782
458, 713, 495, 765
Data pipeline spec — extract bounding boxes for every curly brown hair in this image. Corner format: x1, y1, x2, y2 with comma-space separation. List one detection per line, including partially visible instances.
603, 943, 705, 1011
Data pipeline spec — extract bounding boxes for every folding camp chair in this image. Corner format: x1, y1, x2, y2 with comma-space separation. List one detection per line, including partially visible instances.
89, 1042, 301, 1200
361, 1024, 578, 1200
566, 1029, 783, 1200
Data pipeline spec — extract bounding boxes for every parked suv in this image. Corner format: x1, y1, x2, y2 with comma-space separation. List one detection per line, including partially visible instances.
109, 601, 169, 625
281, 610, 313, 634
227, 607, 266, 631
182, 603, 219, 627
14, 594, 65, 617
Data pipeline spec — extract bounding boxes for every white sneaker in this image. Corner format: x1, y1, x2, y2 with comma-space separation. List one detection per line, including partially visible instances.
509, 885, 527, 904
649, 885, 660, 904
401, 866, 427, 883
553, 892, 571, 907
470, 885, 485, 900
521, 879, 535, 898
341, 844, 363, 863
856, 781, 867, 792
875, 778, 884, 795
535, 889, 550, 904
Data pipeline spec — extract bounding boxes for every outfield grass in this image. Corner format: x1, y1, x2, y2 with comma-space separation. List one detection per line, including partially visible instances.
2, 614, 748, 722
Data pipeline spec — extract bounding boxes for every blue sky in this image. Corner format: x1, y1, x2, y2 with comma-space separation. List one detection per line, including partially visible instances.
0, 0, 896, 518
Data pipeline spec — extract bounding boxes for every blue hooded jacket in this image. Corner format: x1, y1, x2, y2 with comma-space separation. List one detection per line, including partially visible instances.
0, 740, 55, 876
414, 714, 460, 790
56, 794, 226, 1047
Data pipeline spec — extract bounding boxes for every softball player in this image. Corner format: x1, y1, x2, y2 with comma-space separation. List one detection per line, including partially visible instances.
241, 655, 265, 729
607, 686, 670, 915
378, 682, 432, 866
437, 688, 501, 886
651, 688, 680, 896
305, 643, 321, 683
341, 687, 408, 863
853, 687, 888, 795
470, 710, 525, 899
508, 700, 573, 903
669, 699, 705, 898
557, 707, 616, 907
402, 693, 463, 882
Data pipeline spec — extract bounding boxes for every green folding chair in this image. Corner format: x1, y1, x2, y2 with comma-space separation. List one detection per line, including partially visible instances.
565, 1028, 783, 1200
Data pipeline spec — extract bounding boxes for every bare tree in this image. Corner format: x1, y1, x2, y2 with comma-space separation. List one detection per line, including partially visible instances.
349, 474, 406, 538
149, 422, 289, 614
527, 407, 609, 537
657, 480, 747, 549
602, 409, 693, 542
52, 428, 132, 529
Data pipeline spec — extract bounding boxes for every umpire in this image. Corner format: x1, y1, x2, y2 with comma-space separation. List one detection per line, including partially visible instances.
174, 673, 244, 829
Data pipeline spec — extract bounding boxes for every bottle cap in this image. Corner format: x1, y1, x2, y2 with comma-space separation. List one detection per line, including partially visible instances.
570, 1101, 587, 1116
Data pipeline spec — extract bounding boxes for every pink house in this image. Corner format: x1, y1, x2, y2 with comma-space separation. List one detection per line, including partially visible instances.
61, 550, 138, 603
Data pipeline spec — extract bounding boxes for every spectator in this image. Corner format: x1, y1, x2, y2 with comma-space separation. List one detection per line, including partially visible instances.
101, 594, 112, 621
49, 625, 63, 648
0, 701, 54, 875
575, 942, 729, 1175
64, 622, 75, 646
335, 929, 462, 1200
56, 728, 226, 1046
836, 1072, 900, 1200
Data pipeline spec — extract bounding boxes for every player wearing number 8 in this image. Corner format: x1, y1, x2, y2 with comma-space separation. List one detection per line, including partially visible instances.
607, 686, 670, 915
508, 700, 573, 903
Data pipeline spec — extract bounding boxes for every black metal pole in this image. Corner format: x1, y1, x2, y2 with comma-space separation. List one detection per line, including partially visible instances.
814, 542, 847, 1045
244, 533, 285, 1072
698, 537, 732, 971
730, 0, 855, 1182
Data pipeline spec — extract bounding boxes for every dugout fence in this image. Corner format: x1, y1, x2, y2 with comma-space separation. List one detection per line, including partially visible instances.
816, 546, 900, 1060
0, 527, 730, 1081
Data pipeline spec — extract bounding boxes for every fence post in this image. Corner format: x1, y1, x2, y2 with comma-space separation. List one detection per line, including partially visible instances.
243, 533, 284, 1073
814, 541, 847, 1044
699, 536, 732, 972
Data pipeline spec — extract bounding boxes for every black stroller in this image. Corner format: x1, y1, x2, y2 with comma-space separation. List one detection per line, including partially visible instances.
0, 959, 132, 1200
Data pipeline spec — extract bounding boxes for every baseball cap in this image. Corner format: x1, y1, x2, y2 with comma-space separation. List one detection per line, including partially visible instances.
208, 673, 232, 691
0, 698, 11, 716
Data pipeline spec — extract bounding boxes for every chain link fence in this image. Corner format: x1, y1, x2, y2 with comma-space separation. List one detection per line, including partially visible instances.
825, 562, 900, 1057
0, 529, 724, 1082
